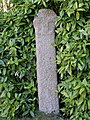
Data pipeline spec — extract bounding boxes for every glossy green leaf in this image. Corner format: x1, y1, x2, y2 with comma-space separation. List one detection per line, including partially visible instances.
76, 11, 80, 20
42, 0, 47, 7
74, 84, 81, 90
79, 88, 85, 95
88, 100, 90, 110
0, 60, 5, 67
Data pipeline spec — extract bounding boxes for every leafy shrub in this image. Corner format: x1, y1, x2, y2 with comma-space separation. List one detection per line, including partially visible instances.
55, 0, 90, 119
1, 0, 90, 119
0, 1, 37, 119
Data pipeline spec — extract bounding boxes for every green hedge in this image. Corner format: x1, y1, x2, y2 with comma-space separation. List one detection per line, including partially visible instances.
0, 1, 37, 119
0, 0, 90, 120
55, 0, 90, 119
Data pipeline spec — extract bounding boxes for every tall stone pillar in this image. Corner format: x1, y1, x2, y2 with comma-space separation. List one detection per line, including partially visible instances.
33, 9, 59, 114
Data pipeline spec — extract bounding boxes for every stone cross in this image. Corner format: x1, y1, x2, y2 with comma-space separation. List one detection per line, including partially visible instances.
33, 9, 59, 114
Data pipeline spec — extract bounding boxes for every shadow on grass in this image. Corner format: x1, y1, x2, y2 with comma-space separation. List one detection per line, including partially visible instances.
16, 111, 64, 120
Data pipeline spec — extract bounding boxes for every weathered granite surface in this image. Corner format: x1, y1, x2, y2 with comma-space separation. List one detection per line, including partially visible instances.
33, 9, 59, 114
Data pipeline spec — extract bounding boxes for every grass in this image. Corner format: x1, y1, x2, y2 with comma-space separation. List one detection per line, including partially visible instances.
0, 111, 65, 120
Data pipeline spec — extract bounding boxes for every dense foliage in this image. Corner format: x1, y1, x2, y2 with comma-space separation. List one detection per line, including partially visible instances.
0, 1, 37, 119
0, 0, 90, 120
55, 0, 90, 119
